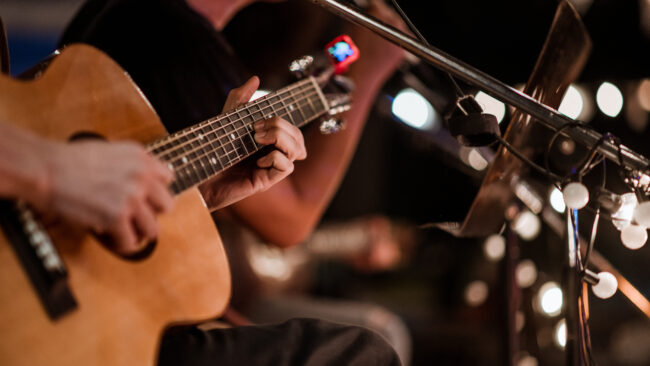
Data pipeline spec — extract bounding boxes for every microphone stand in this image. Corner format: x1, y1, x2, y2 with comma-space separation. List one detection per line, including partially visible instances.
307, 0, 650, 174
306, 1, 646, 365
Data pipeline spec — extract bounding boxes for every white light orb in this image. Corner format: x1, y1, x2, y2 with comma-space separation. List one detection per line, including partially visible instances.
516, 259, 538, 288
464, 280, 489, 307
555, 319, 567, 349
558, 84, 584, 120
633, 201, 650, 228
612, 193, 638, 230
512, 211, 541, 241
549, 187, 566, 213
517, 354, 538, 366
592, 271, 618, 299
483, 234, 506, 262
250, 89, 270, 101
248, 243, 291, 281
538, 282, 563, 317
620, 224, 647, 250
596, 81, 624, 118
562, 182, 589, 210
392, 88, 437, 129
475, 91, 506, 123
468, 149, 489, 171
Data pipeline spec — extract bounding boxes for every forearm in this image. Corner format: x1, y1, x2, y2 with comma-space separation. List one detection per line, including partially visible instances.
224, 64, 390, 247
0, 122, 52, 206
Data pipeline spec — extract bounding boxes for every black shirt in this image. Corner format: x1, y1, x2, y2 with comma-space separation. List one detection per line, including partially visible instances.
60, 0, 249, 133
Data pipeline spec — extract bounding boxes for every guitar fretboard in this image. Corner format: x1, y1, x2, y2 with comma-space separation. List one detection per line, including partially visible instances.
147, 77, 328, 193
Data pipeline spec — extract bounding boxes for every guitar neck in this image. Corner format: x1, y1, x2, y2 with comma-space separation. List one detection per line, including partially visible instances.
147, 77, 328, 194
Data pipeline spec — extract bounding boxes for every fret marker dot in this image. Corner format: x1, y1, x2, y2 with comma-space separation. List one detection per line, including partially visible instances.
230, 133, 236, 140
182, 156, 188, 164
289, 104, 295, 111
210, 158, 217, 165
168, 163, 174, 170
198, 133, 204, 140
267, 114, 273, 119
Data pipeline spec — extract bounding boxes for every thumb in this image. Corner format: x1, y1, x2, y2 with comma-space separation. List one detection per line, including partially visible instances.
233, 76, 261, 105
222, 76, 261, 113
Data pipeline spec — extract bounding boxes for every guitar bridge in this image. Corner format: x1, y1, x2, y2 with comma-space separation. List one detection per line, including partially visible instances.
0, 200, 77, 320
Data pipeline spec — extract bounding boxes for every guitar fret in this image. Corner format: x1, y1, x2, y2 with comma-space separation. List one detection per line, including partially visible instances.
197, 132, 217, 178
179, 134, 201, 186
232, 117, 250, 157
241, 106, 255, 125
287, 94, 303, 125
150, 77, 326, 193
173, 134, 194, 188
225, 115, 246, 161
201, 124, 223, 172
189, 131, 211, 182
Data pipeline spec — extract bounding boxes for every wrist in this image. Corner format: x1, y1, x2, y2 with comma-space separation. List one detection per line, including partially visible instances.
24, 139, 57, 210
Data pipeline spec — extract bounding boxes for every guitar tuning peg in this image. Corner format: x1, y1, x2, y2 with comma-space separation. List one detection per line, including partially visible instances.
289, 55, 314, 79
319, 117, 345, 134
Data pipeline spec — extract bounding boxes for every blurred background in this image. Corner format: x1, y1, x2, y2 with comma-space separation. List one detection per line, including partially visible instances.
2, 0, 649, 365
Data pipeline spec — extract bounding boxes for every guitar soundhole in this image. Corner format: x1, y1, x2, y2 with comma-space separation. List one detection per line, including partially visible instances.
95, 233, 158, 262
122, 239, 157, 261
68, 131, 105, 142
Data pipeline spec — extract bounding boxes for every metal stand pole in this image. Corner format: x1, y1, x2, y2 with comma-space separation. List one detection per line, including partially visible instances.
565, 210, 582, 366
307, 0, 650, 172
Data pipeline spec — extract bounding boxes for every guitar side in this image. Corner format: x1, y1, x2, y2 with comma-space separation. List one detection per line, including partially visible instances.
0, 44, 231, 365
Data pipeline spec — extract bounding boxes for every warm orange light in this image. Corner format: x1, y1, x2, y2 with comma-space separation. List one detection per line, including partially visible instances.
638, 79, 650, 112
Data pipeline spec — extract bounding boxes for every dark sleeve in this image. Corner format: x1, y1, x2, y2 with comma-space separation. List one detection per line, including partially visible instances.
60, 0, 248, 133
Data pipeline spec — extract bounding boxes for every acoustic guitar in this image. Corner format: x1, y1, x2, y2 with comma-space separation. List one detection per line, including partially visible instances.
0, 44, 340, 365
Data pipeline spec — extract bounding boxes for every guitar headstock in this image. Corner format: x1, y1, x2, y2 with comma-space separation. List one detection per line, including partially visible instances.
288, 34, 359, 134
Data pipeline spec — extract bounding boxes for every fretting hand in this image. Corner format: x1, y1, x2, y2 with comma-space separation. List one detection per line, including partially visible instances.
199, 76, 307, 210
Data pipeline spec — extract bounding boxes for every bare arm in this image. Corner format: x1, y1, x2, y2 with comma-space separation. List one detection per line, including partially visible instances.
221, 1, 407, 247
0, 121, 174, 254
0, 121, 52, 205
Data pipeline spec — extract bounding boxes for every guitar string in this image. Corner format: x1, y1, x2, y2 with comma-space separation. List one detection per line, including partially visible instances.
173, 92, 322, 181
162, 87, 321, 169
147, 78, 315, 156
149, 83, 314, 164
171, 93, 324, 191
171, 91, 323, 186
147, 77, 312, 152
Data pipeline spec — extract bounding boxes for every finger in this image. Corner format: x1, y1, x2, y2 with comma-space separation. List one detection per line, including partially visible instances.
111, 218, 139, 255
256, 151, 295, 185
132, 202, 159, 242
222, 76, 260, 112
148, 156, 174, 184
254, 118, 306, 160
147, 179, 175, 213
257, 150, 293, 172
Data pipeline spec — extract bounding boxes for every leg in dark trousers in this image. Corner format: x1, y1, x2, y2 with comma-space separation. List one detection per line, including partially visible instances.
158, 318, 402, 366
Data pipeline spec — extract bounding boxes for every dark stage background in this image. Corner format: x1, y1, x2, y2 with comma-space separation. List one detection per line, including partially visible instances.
2, 0, 649, 364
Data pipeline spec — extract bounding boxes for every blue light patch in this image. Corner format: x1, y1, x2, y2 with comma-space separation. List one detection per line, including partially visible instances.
328, 42, 354, 62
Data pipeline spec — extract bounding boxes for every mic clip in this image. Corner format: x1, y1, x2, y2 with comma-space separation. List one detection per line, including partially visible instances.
446, 95, 501, 147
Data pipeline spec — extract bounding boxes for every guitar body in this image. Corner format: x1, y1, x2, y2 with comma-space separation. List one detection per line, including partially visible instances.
0, 45, 231, 365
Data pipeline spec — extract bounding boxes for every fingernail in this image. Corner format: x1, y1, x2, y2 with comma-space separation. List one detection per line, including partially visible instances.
254, 131, 266, 143
254, 121, 264, 130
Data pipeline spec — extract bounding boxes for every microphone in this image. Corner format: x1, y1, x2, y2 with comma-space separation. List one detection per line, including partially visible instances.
446, 94, 501, 147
